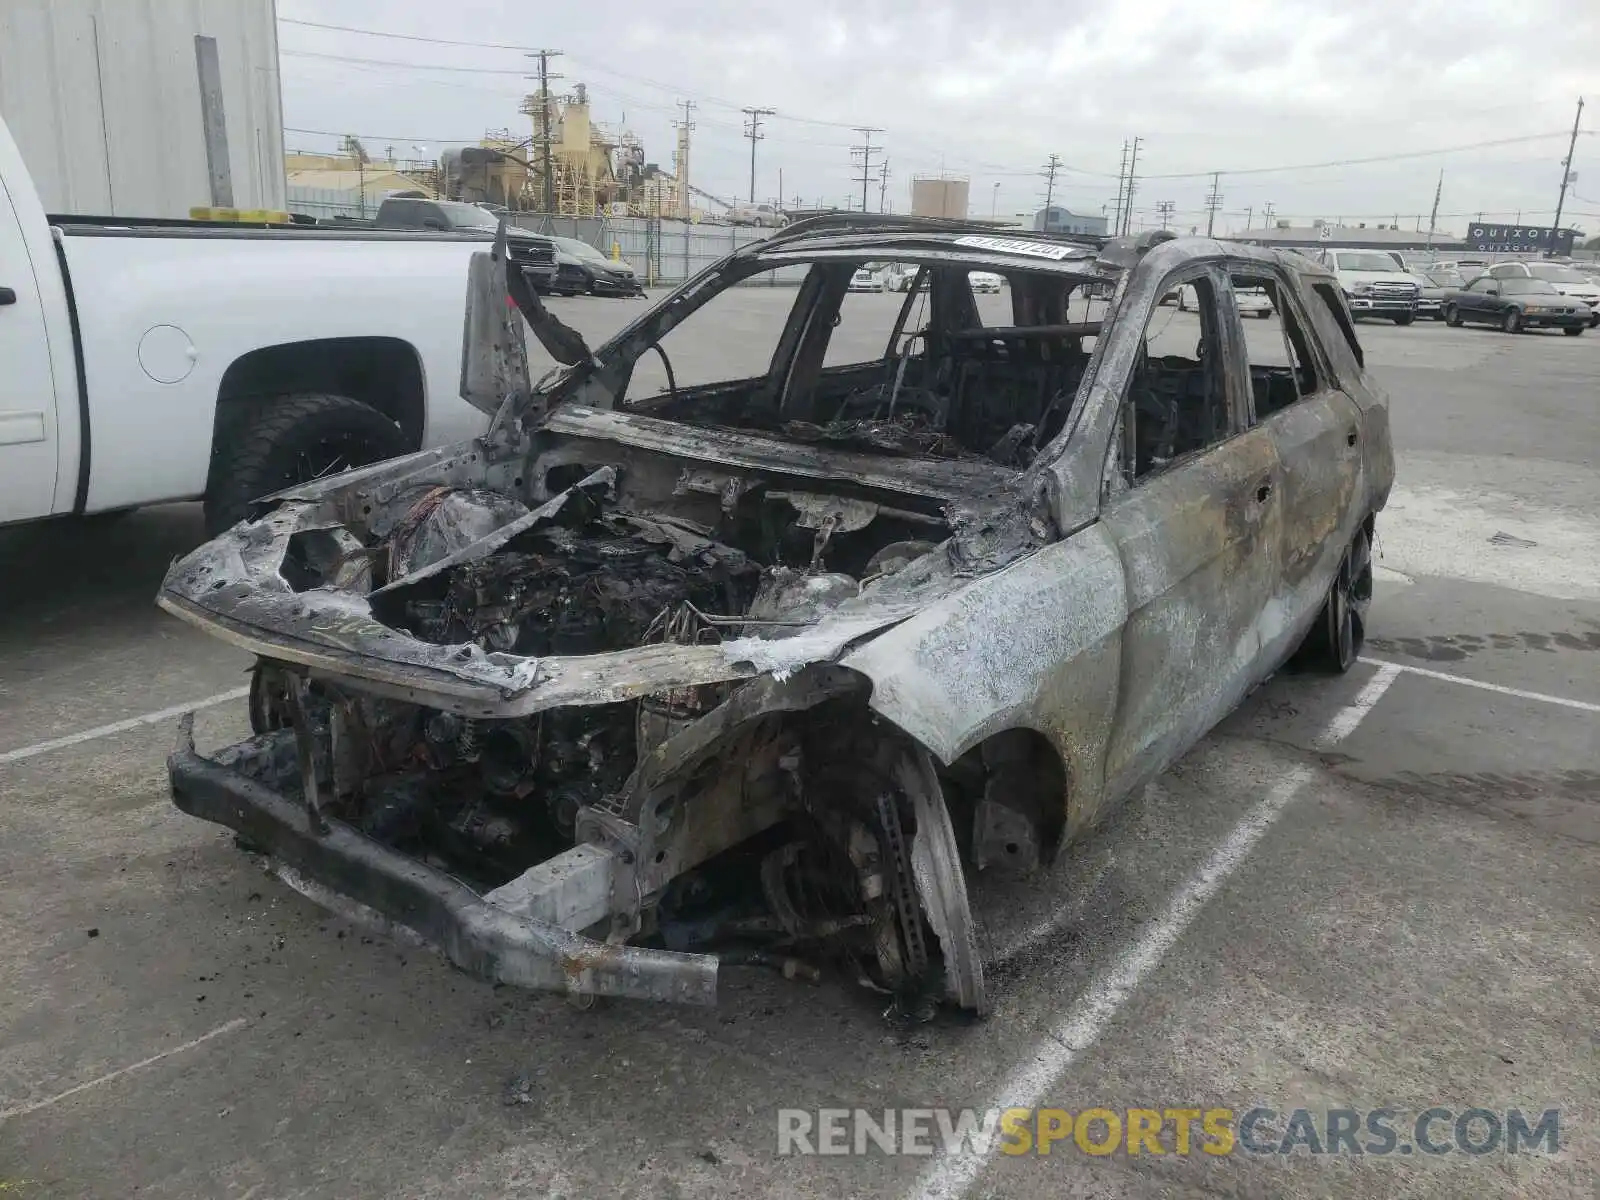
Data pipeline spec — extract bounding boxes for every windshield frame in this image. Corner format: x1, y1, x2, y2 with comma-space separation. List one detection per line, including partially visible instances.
1525, 263, 1588, 285
1501, 278, 1559, 296
1335, 251, 1406, 273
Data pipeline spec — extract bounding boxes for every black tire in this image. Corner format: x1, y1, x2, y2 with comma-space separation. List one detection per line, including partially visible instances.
1444, 304, 1463, 327
1293, 525, 1373, 674
1391, 312, 1414, 326
1563, 326, 1584, 337
204, 392, 410, 535
1502, 308, 1522, 334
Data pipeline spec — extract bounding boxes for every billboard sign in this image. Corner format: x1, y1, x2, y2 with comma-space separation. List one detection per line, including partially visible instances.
1464, 224, 1578, 255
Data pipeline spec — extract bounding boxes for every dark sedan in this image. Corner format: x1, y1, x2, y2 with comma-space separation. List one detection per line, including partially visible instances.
549, 236, 646, 298
1442, 276, 1588, 335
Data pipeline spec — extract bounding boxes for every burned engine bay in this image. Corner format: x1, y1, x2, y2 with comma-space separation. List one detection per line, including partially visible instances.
215, 438, 995, 1012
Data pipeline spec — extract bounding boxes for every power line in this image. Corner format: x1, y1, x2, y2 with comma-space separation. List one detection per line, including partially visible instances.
852, 128, 884, 212
279, 17, 536, 50
742, 107, 775, 202
1143, 132, 1584, 180
280, 48, 530, 74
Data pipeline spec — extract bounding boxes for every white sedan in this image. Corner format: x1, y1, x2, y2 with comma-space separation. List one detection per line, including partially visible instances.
1177, 283, 1272, 317
847, 266, 885, 293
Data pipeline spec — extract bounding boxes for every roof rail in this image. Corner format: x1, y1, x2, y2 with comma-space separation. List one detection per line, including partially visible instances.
756, 213, 1108, 251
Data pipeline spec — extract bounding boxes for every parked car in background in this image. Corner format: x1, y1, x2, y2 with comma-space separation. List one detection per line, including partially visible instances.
1442, 276, 1588, 334
726, 202, 787, 228
160, 220, 1392, 1016
969, 270, 1004, 294
1414, 265, 1466, 319
1485, 261, 1600, 326
1175, 282, 1271, 317
847, 264, 885, 292
370, 197, 558, 291
1312, 248, 1420, 324
548, 236, 645, 298
883, 262, 922, 292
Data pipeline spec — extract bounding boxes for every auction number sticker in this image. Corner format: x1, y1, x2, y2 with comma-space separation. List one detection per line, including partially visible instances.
953, 235, 1081, 260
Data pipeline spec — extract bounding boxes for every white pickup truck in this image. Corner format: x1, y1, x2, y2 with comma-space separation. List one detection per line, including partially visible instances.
0, 115, 540, 534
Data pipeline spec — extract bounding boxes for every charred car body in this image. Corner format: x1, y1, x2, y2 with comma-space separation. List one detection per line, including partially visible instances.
161, 217, 1392, 1014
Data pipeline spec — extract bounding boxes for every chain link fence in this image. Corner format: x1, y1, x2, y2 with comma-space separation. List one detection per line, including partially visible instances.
507, 214, 807, 287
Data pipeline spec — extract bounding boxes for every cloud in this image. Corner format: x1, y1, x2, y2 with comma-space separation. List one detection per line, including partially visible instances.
278, 0, 1598, 232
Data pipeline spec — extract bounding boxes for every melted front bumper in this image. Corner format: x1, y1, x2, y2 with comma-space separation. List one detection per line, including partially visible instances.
168, 719, 718, 1005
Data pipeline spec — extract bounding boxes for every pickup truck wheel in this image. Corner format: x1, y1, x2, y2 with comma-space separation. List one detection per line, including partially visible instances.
1391, 312, 1414, 326
204, 392, 409, 535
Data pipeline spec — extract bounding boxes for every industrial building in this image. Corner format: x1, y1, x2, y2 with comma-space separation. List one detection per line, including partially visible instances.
1034, 206, 1108, 236
0, 0, 285, 217
911, 175, 971, 219
1238, 221, 1465, 251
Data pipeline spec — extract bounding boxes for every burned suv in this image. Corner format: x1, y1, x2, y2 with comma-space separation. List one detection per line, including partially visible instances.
161, 217, 1392, 1015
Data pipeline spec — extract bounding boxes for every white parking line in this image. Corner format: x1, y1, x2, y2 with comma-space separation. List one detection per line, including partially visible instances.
0, 1017, 248, 1121
0, 687, 249, 766
908, 663, 1401, 1200
1315, 661, 1403, 747
1360, 656, 1600, 714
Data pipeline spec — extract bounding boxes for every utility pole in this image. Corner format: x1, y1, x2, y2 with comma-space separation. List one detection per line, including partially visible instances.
1204, 172, 1223, 237
850, 127, 883, 211
1111, 140, 1129, 235
1262, 201, 1275, 228
741, 106, 775, 203
1242, 205, 1253, 231
877, 159, 890, 213
1041, 153, 1062, 213
1155, 199, 1175, 230
1121, 136, 1142, 235
673, 99, 695, 221
526, 50, 563, 214
1425, 170, 1443, 251
1548, 95, 1584, 257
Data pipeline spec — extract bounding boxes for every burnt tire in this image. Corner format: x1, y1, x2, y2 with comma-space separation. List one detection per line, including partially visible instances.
1294, 525, 1373, 674
204, 392, 410, 536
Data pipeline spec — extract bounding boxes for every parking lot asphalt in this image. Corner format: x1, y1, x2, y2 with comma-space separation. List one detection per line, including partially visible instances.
1, 294, 1596, 1198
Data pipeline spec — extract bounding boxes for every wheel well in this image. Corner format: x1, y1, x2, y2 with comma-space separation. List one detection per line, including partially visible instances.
214, 337, 427, 446
940, 726, 1069, 866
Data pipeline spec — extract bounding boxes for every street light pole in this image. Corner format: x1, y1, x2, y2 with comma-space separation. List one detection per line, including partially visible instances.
991, 182, 1000, 219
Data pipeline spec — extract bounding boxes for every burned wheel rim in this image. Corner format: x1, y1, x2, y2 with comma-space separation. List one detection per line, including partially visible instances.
1331, 528, 1372, 672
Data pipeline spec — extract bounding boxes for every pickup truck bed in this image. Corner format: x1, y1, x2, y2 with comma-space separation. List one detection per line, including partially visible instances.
2, 105, 537, 532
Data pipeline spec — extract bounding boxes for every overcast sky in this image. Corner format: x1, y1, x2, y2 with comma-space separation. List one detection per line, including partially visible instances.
278, 0, 1598, 235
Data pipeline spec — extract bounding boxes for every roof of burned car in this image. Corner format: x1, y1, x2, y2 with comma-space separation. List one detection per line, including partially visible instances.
738, 218, 1336, 281
741, 214, 1108, 269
